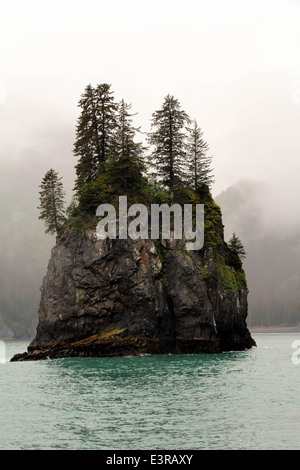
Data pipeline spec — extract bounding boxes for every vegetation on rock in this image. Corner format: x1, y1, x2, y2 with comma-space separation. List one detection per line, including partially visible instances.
39, 83, 247, 293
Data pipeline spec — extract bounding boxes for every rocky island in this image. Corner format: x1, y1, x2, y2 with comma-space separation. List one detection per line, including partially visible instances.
11, 85, 255, 361
11, 190, 255, 361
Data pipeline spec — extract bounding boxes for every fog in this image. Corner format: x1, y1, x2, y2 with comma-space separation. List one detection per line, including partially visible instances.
216, 180, 300, 327
1, 0, 300, 335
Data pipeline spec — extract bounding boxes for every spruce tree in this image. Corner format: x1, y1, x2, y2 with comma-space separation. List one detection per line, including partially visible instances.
107, 99, 146, 195
95, 83, 118, 164
74, 83, 118, 189
228, 232, 246, 261
114, 99, 142, 158
148, 94, 190, 191
38, 169, 66, 234
186, 120, 214, 190
74, 84, 100, 188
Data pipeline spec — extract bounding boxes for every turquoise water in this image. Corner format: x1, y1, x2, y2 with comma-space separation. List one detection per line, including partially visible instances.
0, 333, 299, 450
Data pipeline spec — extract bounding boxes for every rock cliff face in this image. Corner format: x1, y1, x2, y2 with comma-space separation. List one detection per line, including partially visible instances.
12, 204, 256, 360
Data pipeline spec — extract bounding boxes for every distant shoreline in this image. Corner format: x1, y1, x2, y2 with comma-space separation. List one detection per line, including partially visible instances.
250, 325, 300, 333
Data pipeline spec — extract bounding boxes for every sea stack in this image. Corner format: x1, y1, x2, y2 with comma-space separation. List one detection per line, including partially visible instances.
11, 190, 256, 361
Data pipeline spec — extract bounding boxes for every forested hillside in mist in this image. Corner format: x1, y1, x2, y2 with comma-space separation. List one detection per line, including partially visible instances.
0, 166, 53, 339
216, 180, 300, 327
0, 217, 52, 338
0, 246, 48, 338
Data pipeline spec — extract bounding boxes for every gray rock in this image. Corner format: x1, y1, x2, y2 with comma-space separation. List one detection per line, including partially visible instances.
11, 225, 255, 361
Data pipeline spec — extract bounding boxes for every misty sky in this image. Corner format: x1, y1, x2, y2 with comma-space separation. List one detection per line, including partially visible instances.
1, 0, 300, 241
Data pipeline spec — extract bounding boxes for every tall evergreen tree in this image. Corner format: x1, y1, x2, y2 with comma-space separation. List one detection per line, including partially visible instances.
186, 120, 214, 190
228, 232, 246, 261
107, 99, 146, 195
74, 84, 100, 188
38, 169, 66, 234
148, 94, 190, 190
74, 83, 118, 189
95, 83, 118, 164
114, 99, 143, 159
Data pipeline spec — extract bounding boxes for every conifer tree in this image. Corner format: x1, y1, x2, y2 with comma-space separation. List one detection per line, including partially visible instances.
228, 232, 246, 261
114, 99, 143, 158
95, 83, 118, 164
38, 169, 66, 234
148, 94, 190, 190
186, 120, 214, 190
73, 84, 99, 188
74, 83, 118, 189
107, 99, 146, 195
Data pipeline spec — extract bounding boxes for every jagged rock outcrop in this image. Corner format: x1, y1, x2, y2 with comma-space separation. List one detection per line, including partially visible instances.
11, 211, 255, 361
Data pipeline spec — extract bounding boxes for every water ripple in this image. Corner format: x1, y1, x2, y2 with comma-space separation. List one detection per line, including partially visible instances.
1, 334, 300, 450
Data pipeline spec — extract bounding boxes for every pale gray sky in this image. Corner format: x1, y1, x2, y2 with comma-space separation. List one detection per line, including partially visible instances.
0, 0, 300, 210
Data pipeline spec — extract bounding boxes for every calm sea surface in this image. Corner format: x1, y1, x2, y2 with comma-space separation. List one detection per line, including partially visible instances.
0, 333, 299, 450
